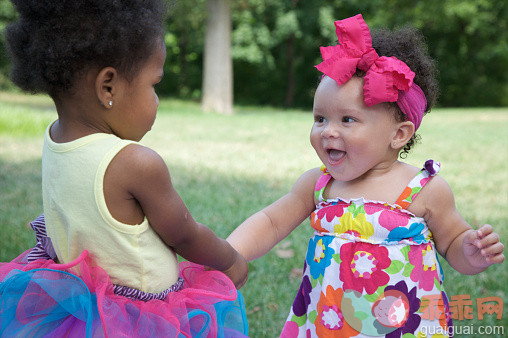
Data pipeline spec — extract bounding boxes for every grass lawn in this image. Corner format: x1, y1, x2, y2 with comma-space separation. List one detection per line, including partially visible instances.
0, 92, 507, 337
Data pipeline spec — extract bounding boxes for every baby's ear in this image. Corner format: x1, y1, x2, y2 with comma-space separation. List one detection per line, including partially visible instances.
95, 67, 119, 108
391, 121, 415, 149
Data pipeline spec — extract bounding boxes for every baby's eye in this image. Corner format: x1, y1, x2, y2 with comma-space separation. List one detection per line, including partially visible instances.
314, 115, 326, 123
342, 116, 355, 123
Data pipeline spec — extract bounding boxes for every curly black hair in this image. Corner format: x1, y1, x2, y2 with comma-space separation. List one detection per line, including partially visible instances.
5, 0, 167, 98
371, 26, 439, 157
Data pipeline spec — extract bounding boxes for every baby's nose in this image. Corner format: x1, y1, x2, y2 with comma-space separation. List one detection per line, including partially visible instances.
321, 123, 340, 138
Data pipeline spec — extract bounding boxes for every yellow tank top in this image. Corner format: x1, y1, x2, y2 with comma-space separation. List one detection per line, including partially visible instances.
42, 121, 179, 293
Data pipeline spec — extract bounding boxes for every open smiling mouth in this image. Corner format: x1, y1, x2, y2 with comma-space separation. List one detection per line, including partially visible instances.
326, 148, 346, 164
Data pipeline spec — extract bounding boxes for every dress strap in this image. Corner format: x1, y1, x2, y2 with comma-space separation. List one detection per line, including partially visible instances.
314, 165, 333, 202
395, 160, 441, 209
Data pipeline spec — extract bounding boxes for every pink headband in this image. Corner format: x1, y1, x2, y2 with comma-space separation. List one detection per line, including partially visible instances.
315, 14, 427, 131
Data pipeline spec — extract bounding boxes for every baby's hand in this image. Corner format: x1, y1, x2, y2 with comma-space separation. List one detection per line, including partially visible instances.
463, 224, 505, 268
221, 251, 249, 289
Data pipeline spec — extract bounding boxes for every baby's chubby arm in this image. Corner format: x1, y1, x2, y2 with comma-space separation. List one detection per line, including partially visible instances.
112, 145, 248, 288
227, 168, 321, 262
419, 176, 505, 275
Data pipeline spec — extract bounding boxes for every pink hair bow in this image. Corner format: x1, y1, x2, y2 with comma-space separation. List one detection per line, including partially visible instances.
315, 14, 427, 130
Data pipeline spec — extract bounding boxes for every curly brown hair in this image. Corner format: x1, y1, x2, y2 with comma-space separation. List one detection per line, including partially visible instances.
5, 0, 167, 99
371, 26, 439, 157
353, 26, 439, 157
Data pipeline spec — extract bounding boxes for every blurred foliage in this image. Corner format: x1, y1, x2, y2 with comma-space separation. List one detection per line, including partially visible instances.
0, 0, 506, 107
0, 0, 16, 90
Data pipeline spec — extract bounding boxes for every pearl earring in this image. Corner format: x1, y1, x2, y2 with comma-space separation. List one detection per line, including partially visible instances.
108, 101, 113, 107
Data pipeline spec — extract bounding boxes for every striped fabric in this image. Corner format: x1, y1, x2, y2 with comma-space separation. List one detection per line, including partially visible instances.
26, 214, 184, 302
27, 214, 57, 262
113, 277, 185, 301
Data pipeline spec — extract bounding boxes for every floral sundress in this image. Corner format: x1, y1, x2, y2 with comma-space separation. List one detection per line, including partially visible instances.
281, 160, 453, 338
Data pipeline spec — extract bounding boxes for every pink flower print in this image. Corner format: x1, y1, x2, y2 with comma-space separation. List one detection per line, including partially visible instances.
315, 173, 330, 192
372, 289, 410, 329
363, 204, 379, 215
340, 242, 391, 295
409, 177, 430, 203
351, 251, 378, 279
335, 212, 374, 239
314, 169, 332, 200
408, 243, 439, 291
317, 202, 346, 223
377, 209, 409, 231
280, 321, 299, 337
420, 177, 430, 187
322, 304, 344, 330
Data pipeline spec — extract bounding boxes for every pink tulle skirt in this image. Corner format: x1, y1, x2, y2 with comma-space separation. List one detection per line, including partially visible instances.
0, 250, 248, 337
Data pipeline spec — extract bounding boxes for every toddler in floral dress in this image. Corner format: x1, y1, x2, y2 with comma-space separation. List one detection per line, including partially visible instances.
228, 14, 504, 337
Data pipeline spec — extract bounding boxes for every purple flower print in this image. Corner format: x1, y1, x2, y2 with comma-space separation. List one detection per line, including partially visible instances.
384, 281, 421, 338
424, 160, 440, 176
292, 275, 312, 316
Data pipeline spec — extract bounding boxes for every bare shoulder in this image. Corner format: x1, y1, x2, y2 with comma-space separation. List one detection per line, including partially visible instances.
288, 167, 322, 208
422, 174, 454, 205
114, 144, 167, 172
418, 173, 453, 200
107, 144, 171, 193
103, 144, 171, 224
292, 167, 322, 193
410, 172, 455, 220
113, 143, 165, 168
395, 161, 422, 180
385, 162, 422, 198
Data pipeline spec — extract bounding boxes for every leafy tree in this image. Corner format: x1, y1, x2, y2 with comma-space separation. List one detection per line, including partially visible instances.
1, 0, 506, 107
231, 0, 334, 107
337, 0, 508, 106
162, 0, 207, 100
0, 0, 16, 90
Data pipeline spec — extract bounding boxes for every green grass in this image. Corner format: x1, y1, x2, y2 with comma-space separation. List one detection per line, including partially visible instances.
0, 92, 507, 337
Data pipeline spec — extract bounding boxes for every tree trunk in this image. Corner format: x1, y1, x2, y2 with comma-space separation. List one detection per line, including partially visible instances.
202, 0, 233, 114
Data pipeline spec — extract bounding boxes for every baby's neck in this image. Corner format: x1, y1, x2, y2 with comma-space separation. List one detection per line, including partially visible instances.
50, 68, 114, 143
51, 98, 111, 143
326, 161, 417, 204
